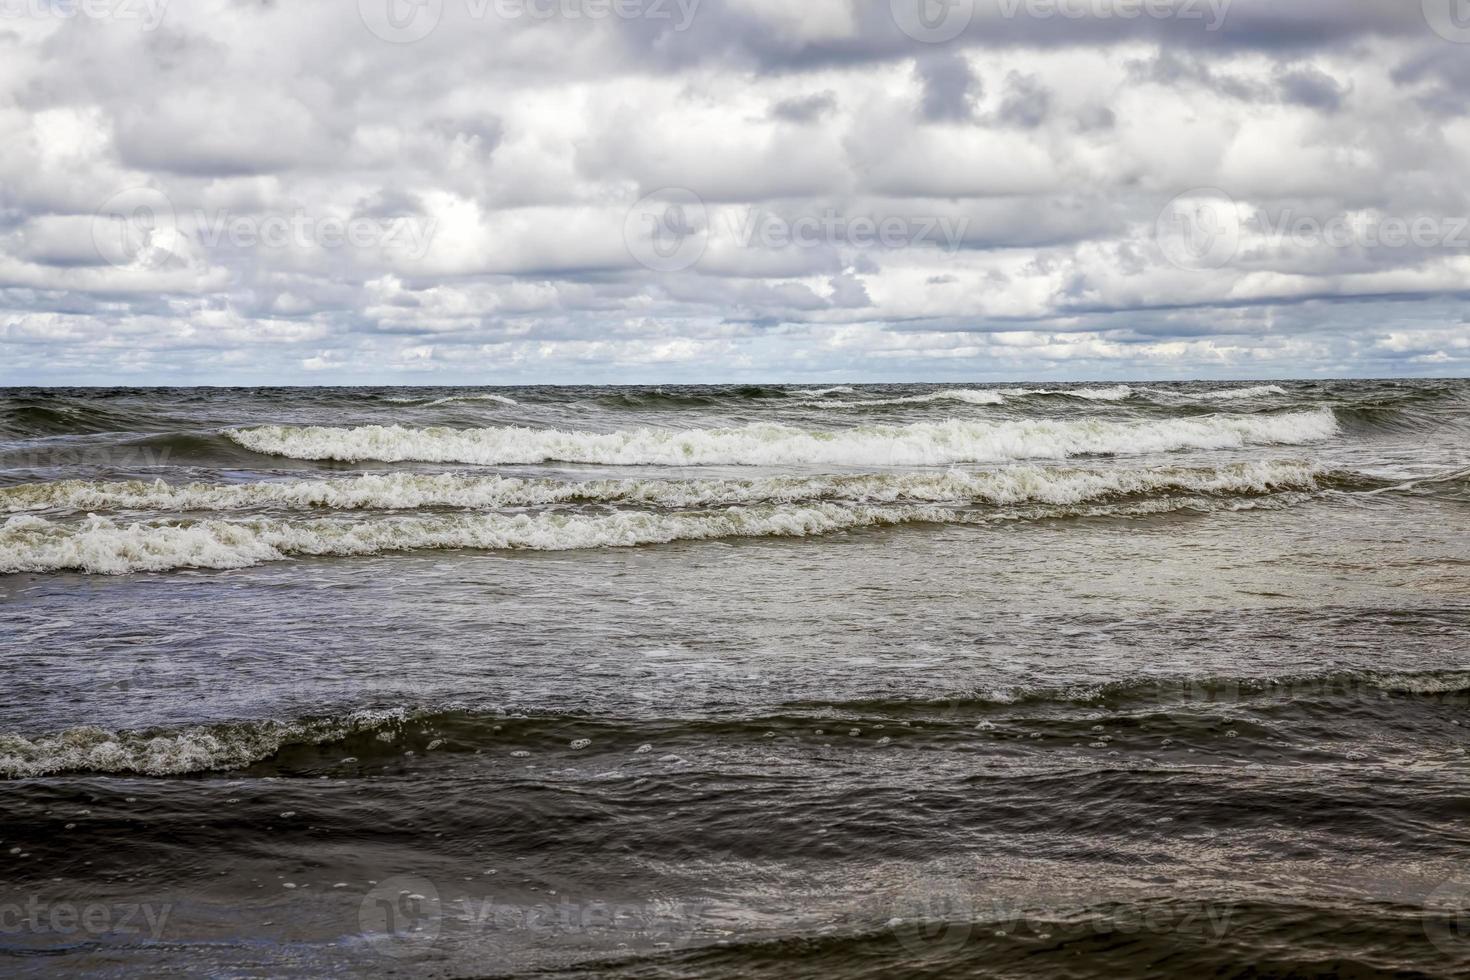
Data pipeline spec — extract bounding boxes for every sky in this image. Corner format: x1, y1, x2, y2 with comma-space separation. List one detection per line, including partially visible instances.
2, 0, 1470, 386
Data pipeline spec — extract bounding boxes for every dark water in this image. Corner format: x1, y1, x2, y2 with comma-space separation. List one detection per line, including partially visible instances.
2, 380, 1469, 977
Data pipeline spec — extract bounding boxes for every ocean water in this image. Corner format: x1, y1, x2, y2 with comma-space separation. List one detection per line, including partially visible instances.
2, 380, 1469, 977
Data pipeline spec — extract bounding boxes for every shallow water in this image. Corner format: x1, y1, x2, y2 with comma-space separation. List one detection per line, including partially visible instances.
2, 380, 1469, 976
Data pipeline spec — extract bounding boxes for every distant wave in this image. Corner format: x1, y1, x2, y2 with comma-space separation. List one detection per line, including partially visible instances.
224, 410, 1339, 467
796, 389, 1006, 409
795, 384, 1297, 408
795, 386, 1132, 408
792, 386, 858, 397
1016, 385, 1135, 402
1140, 385, 1289, 403
0, 461, 1327, 514
384, 393, 519, 407
1190, 385, 1289, 401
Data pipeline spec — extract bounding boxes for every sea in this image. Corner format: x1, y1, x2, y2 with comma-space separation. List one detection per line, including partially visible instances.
1, 379, 1469, 977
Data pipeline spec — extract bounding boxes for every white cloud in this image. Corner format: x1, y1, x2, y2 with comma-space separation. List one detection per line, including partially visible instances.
0, 3, 1467, 383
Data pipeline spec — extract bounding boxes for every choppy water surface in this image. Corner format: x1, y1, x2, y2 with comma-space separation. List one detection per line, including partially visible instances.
2, 380, 1469, 977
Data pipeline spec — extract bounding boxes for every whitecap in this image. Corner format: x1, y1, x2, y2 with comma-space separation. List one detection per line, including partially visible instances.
224, 410, 1339, 468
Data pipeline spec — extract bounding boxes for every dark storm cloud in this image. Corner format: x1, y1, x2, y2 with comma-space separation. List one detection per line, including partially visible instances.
770, 91, 839, 123
915, 52, 980, 122
996, 71, 1050, 128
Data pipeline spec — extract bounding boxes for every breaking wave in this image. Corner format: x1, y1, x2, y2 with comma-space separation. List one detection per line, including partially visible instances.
795, 389, 1006, 409
0, 710, 411, 778
0, 486, 1306, 575
7, 665, 1468, 776
791, 386, 858, 397
224, 410, 1339, 467
1018, 385, 1135, 402
384, 393, 519, 407
0, 461, 1327, 515
0, 505, 964, 574
1140, 385, 1291, 403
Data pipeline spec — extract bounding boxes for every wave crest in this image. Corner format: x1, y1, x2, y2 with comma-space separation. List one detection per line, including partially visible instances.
0, 461, 1328, 516
224, 411, 1338, 467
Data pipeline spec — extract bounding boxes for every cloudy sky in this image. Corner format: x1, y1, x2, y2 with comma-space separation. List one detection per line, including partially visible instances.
3, 0, 1470, 385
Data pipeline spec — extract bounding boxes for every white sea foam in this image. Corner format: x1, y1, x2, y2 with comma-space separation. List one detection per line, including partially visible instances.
796, 389, 1006, 409
792, 386, 858, 397
0, 461, 1328, 515
385, 393, 519, 407
0, 470, 1316, 575
1190, 385, 1290, 401
224, 410, 1338, 467
1139, 385, 1290, 402
0, 505, 961, 574
1007, 385, 1135, 401
799, 385, 1133, 407
427, 394, 518, 407
0, 710, 409, 777
1061, 385, 1135, 401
